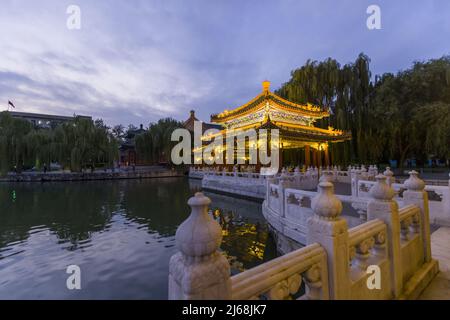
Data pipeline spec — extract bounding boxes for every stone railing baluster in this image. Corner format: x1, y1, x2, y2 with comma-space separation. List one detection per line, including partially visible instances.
384, 167, 394, 186
307, 181, 349, 299
169, 192, 231, 300
367, 174, 402, 298
402, 170, 431, 262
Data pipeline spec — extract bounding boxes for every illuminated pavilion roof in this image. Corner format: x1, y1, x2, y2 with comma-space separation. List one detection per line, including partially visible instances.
208, 80, 351, 148
212, 80, 328, 125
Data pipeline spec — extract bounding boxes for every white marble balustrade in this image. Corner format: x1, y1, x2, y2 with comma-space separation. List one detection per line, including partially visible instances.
355, 171, 450, 226
169, 171, 439, 300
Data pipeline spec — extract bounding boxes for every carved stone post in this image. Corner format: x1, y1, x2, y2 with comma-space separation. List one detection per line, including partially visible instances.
351, 169, 359, 198
278, 174, 289, 217
319, 171, 333, 183
307, 181, 349, 299
383, 167, 394, 186
294, 166, 301, 186
367, 175, 402, 298
169, 192, 231, 300
266, 175, 276, 202
403, 171, 431, 262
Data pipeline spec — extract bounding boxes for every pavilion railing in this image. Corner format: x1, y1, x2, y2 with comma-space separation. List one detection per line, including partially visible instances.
169, 171, 439, 300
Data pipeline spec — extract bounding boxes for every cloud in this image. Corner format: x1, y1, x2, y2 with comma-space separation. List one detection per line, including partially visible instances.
0, 0, 449, 126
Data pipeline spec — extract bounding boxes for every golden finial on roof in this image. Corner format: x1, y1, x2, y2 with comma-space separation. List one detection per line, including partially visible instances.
262, 80, 271, 93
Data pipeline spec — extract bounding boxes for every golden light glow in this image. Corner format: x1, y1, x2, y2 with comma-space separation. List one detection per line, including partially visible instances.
196, 81, 351, 157
211, 80, 329, 123
262, 80, 271, 92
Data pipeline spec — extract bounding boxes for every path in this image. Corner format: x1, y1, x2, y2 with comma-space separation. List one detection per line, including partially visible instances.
419, 227, 450, 299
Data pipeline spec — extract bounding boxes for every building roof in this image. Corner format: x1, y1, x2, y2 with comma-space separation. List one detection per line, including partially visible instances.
183, 110, 222, 133
201, 116, 351, 146
211, 80, 329, 124
259, 118, 352, 146
203, 81, 351, 147
8, 111, 92, 121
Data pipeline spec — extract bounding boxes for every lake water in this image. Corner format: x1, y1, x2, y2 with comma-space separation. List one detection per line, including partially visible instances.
0, 178, 277, 299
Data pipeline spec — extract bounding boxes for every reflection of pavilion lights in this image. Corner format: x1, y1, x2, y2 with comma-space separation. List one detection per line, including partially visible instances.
247, 241, 266, 260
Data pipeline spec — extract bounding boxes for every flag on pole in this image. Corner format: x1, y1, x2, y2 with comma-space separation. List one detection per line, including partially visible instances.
8, 100, 16, 108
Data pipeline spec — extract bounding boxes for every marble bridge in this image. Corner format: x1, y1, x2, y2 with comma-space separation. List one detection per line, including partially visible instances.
172, 167, 450, 299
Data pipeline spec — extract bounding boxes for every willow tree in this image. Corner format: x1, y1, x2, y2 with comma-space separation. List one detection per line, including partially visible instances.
276, 53, 373, 165
414, 102, 450, 162
58, 117, 118, 171
0, 112, 32, 174
135, 118, 183, 164
0, 113, 118, 175
276, 54, 450, 168
371, 56, 450, 167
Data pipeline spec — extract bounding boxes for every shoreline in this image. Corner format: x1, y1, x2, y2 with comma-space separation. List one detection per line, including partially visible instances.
0, 169, 186, 183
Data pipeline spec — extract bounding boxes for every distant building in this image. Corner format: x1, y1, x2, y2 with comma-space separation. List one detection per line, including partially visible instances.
119, 124, 146, 166
119, 111, 221, 167
183, 110, 222, 133
8, 111, 92, 129
183, 110, 222, 166
208, 80, 351, 168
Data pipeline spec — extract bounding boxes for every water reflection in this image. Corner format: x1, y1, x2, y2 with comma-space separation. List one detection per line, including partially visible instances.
0, 178, 276, 299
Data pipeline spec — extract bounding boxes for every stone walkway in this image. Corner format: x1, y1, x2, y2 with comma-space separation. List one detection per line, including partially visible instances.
419, 227, 450, 299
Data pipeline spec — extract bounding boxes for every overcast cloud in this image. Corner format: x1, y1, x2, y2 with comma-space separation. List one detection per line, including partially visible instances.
0, 0, 449, 126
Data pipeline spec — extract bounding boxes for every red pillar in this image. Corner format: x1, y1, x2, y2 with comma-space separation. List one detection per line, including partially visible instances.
324, 146, 330, 167
305, 145, 311, 167
312, 149, 317, 167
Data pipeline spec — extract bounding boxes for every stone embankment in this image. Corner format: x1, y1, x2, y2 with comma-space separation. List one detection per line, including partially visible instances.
0, 168, 185, 182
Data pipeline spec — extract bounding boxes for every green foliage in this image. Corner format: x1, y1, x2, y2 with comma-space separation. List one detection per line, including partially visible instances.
135, 118, 183, 164
277, 54, 450, 167
0, 113, 118, 175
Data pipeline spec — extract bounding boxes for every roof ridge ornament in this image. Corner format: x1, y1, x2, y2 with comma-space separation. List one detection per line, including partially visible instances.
262, 80, 271, 93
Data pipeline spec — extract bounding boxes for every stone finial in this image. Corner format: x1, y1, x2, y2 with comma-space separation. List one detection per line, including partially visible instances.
280, 168, 289, 180
311, 181, 343, 220
404, 170, 425, 191
383, 166, 394, 185
383, 167, 394, 178
169, 192, 231, 300
294, 166, 300, 175
262, 80, 271, 92
319, 171, 333, 183
369, 174, 395, 201
176, 192, 222, 257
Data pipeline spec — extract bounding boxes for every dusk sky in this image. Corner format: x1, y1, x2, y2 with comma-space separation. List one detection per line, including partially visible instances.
1, 0, 449, 127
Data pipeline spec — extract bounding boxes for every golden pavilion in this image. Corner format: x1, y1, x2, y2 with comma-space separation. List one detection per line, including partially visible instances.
204, 80, 351, 168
